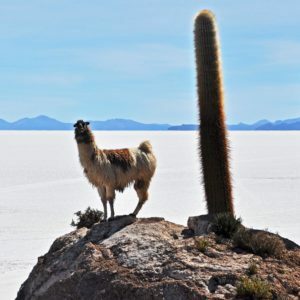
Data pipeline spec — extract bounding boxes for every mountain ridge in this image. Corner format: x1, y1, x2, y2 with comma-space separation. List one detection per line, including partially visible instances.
0, 115, 299, 130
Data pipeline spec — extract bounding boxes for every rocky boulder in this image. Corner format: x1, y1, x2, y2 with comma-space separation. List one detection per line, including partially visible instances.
17, 216, 300, 299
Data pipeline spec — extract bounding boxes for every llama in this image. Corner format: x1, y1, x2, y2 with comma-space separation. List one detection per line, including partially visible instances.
74, 120, 157, 221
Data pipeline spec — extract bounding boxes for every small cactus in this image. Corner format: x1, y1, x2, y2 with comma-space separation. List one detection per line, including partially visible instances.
194, 10, 234, 215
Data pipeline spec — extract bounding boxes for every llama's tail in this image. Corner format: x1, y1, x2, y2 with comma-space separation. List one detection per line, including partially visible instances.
138, 140, 153, 154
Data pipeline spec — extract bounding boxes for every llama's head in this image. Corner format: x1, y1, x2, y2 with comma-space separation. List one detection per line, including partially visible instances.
74, 120, 92, 144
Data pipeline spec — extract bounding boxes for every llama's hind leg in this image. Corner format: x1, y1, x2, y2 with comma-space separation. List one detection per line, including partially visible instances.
131, 180, 149, 217
97, 187, 107, 221
106, 187, 116, 221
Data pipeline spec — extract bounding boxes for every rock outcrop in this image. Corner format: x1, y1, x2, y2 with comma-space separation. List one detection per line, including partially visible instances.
17, 216, 300, 300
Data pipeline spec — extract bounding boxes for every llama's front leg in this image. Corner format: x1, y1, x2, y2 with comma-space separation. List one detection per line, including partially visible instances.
102, 200, 108, 221
97, 187, 107, 221
131, 180, 149, 217
109, 200, 115, 220
106, 188, 116, 221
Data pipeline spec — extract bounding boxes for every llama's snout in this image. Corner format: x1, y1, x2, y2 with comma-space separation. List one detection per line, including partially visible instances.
74, 120, 90, 131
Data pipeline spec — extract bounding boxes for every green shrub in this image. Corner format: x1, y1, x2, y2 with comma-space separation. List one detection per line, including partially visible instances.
233, 228, 285, 258
211, 213, 242, 238
71, 207, 103, 229
194, 237, 210, 253
236, 277, 272, 299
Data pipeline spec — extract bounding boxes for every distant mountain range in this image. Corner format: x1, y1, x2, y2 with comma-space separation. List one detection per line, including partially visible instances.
0, 116, 170, 131
0, 115, 299, 130
169, 117, 300, 131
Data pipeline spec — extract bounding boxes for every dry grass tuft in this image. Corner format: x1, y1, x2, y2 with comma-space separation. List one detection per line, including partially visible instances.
194, 237, 211, 253
233, 228, 285, 258
247, 261, 258, 275
236, 276, 272, 299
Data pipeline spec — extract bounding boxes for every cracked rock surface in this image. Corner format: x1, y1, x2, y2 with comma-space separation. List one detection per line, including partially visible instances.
17, 216, 300, 300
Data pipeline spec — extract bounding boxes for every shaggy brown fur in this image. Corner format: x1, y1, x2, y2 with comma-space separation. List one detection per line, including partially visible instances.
74, 120, 156, 221
103, 149, 134, 172
194, 11, 234, 215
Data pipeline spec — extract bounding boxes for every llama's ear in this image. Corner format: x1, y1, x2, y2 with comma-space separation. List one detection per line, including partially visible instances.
85, 122, 90, 125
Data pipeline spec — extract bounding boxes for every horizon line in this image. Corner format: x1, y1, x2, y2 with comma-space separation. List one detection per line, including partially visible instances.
1, 114, 300, 125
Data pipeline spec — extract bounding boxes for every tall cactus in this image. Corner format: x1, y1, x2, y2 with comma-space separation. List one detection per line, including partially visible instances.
194, 10, 234, 215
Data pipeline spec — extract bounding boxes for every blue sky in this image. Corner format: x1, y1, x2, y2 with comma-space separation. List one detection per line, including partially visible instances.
0, 0, 299, 124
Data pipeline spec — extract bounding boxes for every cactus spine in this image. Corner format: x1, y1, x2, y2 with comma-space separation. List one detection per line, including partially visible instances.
194, 10, 234, 215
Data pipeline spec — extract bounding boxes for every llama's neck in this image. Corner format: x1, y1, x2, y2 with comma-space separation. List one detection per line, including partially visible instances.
76, 130, 99, 168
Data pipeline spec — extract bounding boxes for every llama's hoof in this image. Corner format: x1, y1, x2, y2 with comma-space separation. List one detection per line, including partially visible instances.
129, 213, 137, 218
100, 219, 107, 223
108, 217, 115, 222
